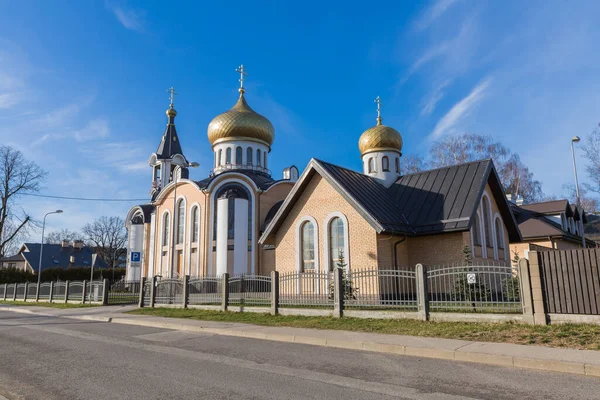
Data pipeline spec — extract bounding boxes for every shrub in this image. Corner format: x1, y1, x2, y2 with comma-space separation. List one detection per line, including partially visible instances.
327, 251, 359, 301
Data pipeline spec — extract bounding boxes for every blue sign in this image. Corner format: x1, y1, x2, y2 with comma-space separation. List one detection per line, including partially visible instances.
131, 252, 141, 262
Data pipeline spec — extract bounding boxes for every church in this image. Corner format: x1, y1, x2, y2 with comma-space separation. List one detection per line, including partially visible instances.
125, 67, 521, 281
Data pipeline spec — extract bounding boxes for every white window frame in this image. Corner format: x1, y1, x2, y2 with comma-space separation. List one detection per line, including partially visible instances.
323, 212, 350, 272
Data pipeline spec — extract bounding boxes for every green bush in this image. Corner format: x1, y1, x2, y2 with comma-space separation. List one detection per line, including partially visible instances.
453, 273, 490, 303
327, 251, 359, 301
502, 276, 521, 302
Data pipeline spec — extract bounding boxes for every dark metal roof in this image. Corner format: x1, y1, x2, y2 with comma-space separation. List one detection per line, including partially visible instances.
20, 243, 108, 271
263, 200, 284, 230
520, 200, 571, 216
260, 158, 521, 242
156, 115, 185, 160
510, 203, 589, 244
195, 169, 281, 191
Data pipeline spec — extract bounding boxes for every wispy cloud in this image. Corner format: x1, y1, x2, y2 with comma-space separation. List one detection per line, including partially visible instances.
420, 79, 452, 116
108, 3, 145, 33
413, 0, 460, 32
74, 118, 110, 142
430, 78, 491, 139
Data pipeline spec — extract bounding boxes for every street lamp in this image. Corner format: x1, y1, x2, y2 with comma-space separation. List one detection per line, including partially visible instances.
571, 136, 585, 248
37, 210, 63, 286
170, 161, 199, 278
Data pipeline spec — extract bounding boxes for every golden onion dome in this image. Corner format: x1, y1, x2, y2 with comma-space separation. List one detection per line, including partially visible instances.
207, 90, 275, 148
358, 116, 403, 156
166, 106, 177, 118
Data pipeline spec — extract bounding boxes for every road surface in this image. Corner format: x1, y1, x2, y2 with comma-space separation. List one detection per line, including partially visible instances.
0, 310, 598, 399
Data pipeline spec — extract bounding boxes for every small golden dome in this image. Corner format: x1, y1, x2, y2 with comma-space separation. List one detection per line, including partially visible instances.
166, 106, 177, 118
207, 90, 275, 148
358, 117, 403, 155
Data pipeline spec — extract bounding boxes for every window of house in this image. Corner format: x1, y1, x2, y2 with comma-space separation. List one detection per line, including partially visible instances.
329, 217, 345, 270
301, 221, 315, 271
225, 148, 232, 164
257, 149, 262, 166
395, 157, 399, 173
176, 200, 185, 244
192, 206, 199, 243
368, 158, 374, 173
246, 147, 253, 165
472, 212, 482, 246
235, 146, 242, 165
482, 197, 493, 247
382, 156, 389, 172
162, 213, 170, 247
495, 218, 504, 249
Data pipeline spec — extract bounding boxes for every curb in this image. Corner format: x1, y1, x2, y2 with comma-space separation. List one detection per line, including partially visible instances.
2, 307, 599, 378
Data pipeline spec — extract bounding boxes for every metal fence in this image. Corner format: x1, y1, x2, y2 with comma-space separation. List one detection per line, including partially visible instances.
38, 282, 52, 300
142, 280, 152, 307
108, 280, 141, 305
279, 271, 333, 308
346, 269, 418, 310
53, 282, 66, 299
68, 281, 85, 301
188, 276, 222, 305
229, 275, 271, 306
16, 283, 25, 298
427, 263, 522, 313
27, 283, 37, 299
5, 284, 14, 299
85, 281, 105, 302
154, 278, 184, 305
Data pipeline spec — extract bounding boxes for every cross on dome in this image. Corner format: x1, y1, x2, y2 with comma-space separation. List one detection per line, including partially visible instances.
236, 64, 248, 93
374, 96, 382, 125
167, 86, 177, 107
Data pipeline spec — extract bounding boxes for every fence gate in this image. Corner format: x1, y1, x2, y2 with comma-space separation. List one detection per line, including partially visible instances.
107, 280, 141, 305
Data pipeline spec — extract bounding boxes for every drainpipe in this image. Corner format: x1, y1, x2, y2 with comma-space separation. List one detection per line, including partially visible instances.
393, 235, 407, 269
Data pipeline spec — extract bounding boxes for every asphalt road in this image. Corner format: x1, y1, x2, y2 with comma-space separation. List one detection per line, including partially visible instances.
0, 311, 598, 399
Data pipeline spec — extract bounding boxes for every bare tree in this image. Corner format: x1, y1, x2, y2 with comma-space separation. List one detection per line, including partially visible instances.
0, 146, 46, 258
400, 154, 427, 174
45, 228, 83, 244
581, 126, 600, 195
429, 133, 543, 203
563, 183, 598, 213
81, 216, 127, 268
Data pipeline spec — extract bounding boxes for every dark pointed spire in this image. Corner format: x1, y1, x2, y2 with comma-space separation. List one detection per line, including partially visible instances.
156, 88, 185, 160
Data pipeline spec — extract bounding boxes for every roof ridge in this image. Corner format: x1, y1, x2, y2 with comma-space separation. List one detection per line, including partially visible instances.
398, 158, 491, 179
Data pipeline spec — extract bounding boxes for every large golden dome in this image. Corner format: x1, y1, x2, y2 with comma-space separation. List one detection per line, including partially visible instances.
207, 90, 275, 148
358, 117, 403, 155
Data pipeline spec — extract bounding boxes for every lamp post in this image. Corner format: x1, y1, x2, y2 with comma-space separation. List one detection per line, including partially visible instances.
170, 161, 199, 278
571, 136, 585, 248
37, 210, 63, 286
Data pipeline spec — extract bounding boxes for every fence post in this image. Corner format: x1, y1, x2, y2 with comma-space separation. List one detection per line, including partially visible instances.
518, 258, 534, 324
150, 276, 157, 308
270, 271, 279, 315
12, 283, 17, 301
64, 280, 70, 303
81, 280, 87, 305
138, 277, 147, 308
182, 275, 190, 308
3, 283, 6, 301
23, 282, 28, 301
221, 273, 230, 312
527, 252, 547, 325
416, 263, 429, 321
333, 268, 344, 318
49, 281, 54, 303
101, 279, 109, 306
35, 282, 40, 302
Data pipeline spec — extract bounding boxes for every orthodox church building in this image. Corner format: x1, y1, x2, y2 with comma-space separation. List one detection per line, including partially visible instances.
126, 68, 521, 281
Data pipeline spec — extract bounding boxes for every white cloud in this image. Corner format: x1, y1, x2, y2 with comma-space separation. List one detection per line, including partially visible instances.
414, 0, 460, 31
74, 118, 110, 142
430, 78, 490, 139
110, 5, 145, 32
0, 93, 21, 109
421, 79, 452, 116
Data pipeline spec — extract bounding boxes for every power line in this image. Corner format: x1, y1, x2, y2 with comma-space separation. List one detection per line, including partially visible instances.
21, 193, 149, 202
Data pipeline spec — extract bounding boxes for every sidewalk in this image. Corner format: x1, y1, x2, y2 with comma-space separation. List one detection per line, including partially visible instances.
2, 305, 600, 378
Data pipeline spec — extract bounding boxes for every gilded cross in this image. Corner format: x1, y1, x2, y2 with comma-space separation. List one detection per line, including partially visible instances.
236, 64, 248, 89
167, 87, 177, 106
374, 96, 382, 119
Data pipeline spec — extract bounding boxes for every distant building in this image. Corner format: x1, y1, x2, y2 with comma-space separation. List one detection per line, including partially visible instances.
1, 240, 108, 274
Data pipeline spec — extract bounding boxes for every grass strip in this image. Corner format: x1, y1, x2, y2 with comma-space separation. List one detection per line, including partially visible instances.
129, 307, 600, 351
0, 301, 99, 309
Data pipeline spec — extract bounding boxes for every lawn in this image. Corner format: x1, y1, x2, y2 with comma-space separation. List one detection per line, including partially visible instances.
0, 301, 99, 309
129, 307, 600, 350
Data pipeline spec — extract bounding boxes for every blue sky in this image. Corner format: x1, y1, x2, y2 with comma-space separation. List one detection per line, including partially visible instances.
1, 0, 600, 237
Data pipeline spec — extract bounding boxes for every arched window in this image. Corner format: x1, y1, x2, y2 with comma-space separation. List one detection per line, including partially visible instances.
218, 149, 222, 166
495, 218, 504, 250
264, 152, 267, 169
246, 147, 253, 165
472, 212, 482, 246
482, 195, 493, 247
214, 152, 217, 168
329, 217, 345, 270
192, 206, 199, 243
235, 146, 242, 165
176, 199, 185, 244
257, 149, 262, 166
368, 158, 374, 173
395, 157, 399, 173
301, 221, 315, 271
213, 183, 253, 242
225, 148, 232, 164
162, 213, 170, 247
382, 156, 389, 172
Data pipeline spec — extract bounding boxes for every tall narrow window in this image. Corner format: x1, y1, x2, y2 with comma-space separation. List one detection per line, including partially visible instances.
218, 149, 222, 166
329, 217, 345, 270
301, 221, 315, 271
235, 146, 242, 165
225, 148, 232, 164
495, 218, 504, 249
176, 200, 185, 244
395, 157, 400, 173
483, 197, 492, 247
246, 147, 253, 165
214, 152, 217, 168
192, 207, 199, 243
368, 158, 374, 173
257, 149, 262, 166
264, 152, 267, 169
162, 213, 170, 247
472, 213, 482, 246
382, 156, 389, 172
